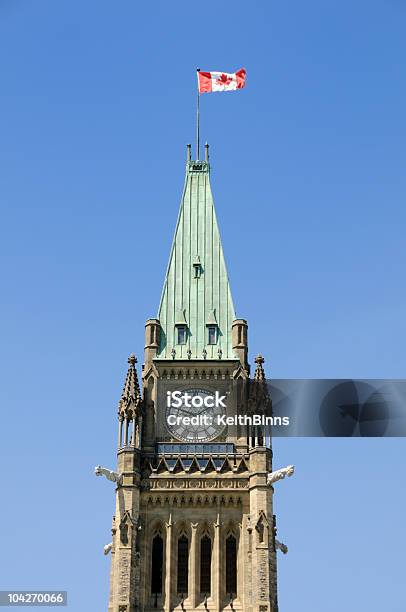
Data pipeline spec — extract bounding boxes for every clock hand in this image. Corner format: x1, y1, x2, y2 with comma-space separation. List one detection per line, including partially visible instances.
172, 407, 206, 417
172, 408, 195, 416
196, 407, 211, 416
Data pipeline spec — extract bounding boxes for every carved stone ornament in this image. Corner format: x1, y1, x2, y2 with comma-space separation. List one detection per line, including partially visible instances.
275, 539, 288, 554
94, 465, 123, 485
266, 465, 294, 486
255, 511, 269, 544
119, 510, 136, 545
149, 478, 248, 490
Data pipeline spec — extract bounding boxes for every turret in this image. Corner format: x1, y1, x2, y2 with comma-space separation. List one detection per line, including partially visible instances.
144, 318, 160, 365
232, 318, 249, 369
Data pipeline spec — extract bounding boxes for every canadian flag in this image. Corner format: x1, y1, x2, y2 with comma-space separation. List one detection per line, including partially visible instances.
197, 68, 246, 93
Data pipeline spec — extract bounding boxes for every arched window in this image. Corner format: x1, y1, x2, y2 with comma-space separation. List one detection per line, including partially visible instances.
151, 534, 163, 595
177, 535, 189, 595
226, 534, 237, 596
200, 534, 212, 594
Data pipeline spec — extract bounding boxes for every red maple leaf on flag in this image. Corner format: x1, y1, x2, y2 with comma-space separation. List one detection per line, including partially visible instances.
216, 73, 233, 86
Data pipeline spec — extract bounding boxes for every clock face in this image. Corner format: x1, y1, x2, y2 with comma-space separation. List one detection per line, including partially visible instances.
165, 388, 226, 442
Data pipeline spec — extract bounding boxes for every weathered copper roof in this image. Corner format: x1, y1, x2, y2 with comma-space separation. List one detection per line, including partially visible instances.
156, 156, 236, 360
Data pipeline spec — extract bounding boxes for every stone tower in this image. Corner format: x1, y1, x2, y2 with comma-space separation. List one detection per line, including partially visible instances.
106, 145, 280, 612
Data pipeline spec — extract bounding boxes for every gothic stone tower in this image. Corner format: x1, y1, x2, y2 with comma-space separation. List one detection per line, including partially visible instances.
107, 145, 279, 612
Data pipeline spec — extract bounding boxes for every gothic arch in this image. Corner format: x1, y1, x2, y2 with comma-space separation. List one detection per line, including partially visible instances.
224, 520, 238, 539
175, 520, 190, 539
176, 529, 190, 597
199, 531, 212, 596
255, 510, 269, 545
225, 531, 238, 597
223, 518, 243, 602
150, 519, 164, 537
148, 520, 165, 601
197, 521, 214, 540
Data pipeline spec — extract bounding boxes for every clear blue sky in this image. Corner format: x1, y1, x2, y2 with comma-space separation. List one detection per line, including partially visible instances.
0, 1, 405, 610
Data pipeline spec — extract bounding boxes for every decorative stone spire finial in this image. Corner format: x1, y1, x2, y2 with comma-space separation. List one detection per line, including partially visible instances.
254, 354, 266, 382
250, 353, 271, 407
117, 354, 143, 449
118, 353, 141, 417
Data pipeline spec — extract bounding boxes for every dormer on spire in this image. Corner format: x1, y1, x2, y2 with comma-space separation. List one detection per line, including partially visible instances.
117, 354, 142, 449
192, 255, 202, 278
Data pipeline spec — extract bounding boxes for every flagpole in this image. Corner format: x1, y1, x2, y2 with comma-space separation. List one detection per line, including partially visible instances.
196, 68, 200, 160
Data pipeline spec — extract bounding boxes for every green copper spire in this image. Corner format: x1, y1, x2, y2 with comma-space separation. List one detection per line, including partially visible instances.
156, 146, 236, 360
